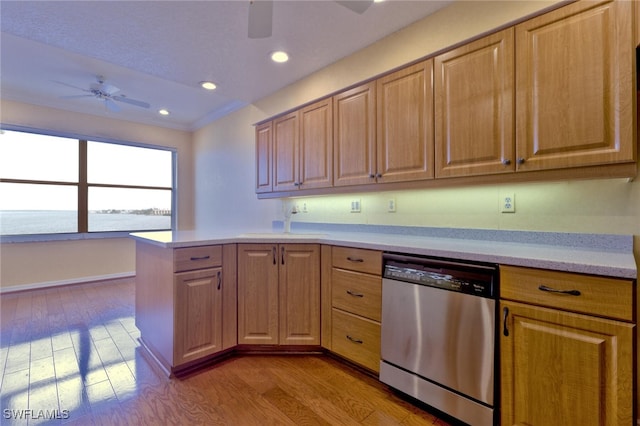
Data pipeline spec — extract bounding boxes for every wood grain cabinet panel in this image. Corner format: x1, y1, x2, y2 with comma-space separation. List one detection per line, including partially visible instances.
333, 82, 377, 187
500, 301, 634, 426
325, 246, 382, 373
515, 0, 635, 171
299, 98, 333, 190
376, 60, 434, 183
135, 242, 236, 375
237, 243, 320, 346
273, 112, 299, 192
237, 244, 280, 344
435, 29, 515, 178
255, 122, 273, 193
174, 267, 223, 365
500, 264, 635, 426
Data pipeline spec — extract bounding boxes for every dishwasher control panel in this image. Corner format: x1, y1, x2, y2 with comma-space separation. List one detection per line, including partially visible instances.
383, 253, 496, 298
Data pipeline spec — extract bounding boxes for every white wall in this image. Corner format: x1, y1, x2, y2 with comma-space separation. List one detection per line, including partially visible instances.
0, 100, 194, 290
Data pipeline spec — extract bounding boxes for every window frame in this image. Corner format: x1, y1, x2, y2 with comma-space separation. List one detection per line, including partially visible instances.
0, 125, 177, 242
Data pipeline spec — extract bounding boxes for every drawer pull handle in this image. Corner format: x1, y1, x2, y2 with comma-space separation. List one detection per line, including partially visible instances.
538, 285, 581, 296
190, 255, 211, 261
346, 290, 364, 298
347, 257, 364, 263
346, 335, 363, 344
502, 307, 509, 337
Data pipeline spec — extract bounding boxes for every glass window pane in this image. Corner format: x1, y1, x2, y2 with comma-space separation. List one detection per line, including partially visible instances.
0, 183, 78, 235
87, 142, 172, 187
88, 187, 171, 232
0, 130, 78, 182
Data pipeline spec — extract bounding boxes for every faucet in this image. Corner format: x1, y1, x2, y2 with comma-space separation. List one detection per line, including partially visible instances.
282, 202, 298, 233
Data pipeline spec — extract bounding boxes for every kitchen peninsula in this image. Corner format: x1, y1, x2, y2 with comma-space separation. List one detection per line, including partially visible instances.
132, 224, 637, 426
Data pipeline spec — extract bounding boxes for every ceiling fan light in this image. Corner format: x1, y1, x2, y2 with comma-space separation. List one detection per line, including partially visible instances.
200, 81, 217, 90
270, 51, 289, 63
158, 109, 170, 116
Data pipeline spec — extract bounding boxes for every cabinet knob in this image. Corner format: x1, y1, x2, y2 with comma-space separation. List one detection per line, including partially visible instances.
294, 182, 300, 187
502, 159, 511, 166
369, 174, 375, 179
516, 158, 526, 165
376, 173, 382, 178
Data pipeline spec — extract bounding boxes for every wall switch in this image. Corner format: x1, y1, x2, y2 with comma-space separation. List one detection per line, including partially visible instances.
501, 193, 515, 213
350, 199, 361, 213
388, 198, 396, 212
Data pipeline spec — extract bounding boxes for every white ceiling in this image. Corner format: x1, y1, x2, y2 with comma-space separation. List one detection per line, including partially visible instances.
1, 0, 453, 131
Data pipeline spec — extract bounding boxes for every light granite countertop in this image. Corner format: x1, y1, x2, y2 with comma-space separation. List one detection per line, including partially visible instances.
130, 223, 637, 279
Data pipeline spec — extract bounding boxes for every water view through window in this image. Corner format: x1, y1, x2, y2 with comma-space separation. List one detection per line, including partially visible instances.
0, 130, 174, 236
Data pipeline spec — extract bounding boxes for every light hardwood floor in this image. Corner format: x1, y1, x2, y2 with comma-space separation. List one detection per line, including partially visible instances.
0, 278, 454, 425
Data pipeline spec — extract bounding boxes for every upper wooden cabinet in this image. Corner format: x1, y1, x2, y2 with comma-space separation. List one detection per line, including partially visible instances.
299, 98, 333, 189
515, 0, 635, 171
273, 111, 299, 192
256, 0, 637, 196
268, 99, 333, 192
435, 29, 515, 178
255, 122, 273, 193
377, 60, 434, 183
333, 82, 377, 187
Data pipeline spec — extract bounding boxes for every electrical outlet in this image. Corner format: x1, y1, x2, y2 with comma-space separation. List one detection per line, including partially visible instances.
302, 202, 308, 213
501, 193, 515, 213
350, 199, 361, 213
388, 198, 396, 212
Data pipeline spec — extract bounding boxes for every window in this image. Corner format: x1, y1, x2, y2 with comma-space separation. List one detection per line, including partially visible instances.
0, 128, 174, 236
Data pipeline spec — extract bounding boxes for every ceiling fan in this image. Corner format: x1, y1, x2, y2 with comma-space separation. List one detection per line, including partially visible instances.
55, 76, 150, 112
248, 0, 374, 39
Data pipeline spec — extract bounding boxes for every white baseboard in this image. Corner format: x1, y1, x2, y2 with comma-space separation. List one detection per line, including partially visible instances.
0, 271, 135, 294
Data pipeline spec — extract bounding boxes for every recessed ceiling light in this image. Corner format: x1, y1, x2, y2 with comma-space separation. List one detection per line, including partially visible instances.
271, 51, 289, 63
200, 81, 217, 90
158, 109, 170, 116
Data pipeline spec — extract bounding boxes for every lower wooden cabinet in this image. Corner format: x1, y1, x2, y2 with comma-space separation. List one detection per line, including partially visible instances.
500, 266, 635, 426
135, 242, 237, 375
322, 245, 382, 373
174, 267, 223, 365
237, 243, 320, 346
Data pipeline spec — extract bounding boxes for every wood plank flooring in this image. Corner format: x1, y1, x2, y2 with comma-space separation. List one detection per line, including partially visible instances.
0, 278, 455, 425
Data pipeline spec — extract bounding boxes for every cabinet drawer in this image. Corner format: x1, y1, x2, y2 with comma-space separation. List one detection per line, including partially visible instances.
174, 245, 223, 272
501, 265, 634, 321
332, 246, 381, 275
331, 308, 381, 373
332, 268, 381, 321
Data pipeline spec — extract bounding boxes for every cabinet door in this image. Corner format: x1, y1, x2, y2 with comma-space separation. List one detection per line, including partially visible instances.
515, 0, 634, 171
333, 82, 377, 186
377, 60, 434, 183
299, 98, 333, 189
279, 244, 320, 345
237, 244, 279, 344
255, 122, 273, 193
273, 111, 299, 191
435, 29, 514, 178
501, 301, 634, 426
174, 267, 223, 365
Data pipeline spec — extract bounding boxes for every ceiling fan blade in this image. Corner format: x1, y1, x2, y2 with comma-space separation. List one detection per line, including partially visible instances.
52, 80, 90, 93
105, 98, 121, 112
112, 95, 150, 109
335, 0, 373, 14
60, 94, 93, 99
248, 0, 273, 39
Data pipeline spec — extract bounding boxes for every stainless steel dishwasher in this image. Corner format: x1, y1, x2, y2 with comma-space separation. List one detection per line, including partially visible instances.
379, 253, 498, 426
